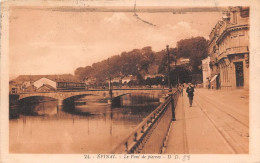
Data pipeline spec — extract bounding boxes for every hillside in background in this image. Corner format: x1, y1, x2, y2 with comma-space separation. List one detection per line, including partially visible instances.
74, 36, 208, 85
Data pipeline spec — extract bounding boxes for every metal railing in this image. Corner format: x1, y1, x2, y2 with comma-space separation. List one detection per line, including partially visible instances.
111, 90, 180, 154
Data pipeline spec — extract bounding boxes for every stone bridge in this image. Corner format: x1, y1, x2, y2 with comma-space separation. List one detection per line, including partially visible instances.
18, 89, 167, 106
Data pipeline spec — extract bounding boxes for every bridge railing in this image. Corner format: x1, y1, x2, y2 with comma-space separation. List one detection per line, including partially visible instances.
111, 90, 180, 154
16, 88, 166, 94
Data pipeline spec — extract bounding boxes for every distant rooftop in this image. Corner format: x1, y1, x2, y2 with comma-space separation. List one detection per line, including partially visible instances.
11, 74, 83, 84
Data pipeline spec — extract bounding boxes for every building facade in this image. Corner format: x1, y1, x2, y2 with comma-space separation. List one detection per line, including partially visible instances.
37, 84, 56, 92
33, 77, 57, 89
208, 7, 249, 90
32, 77, 85, 91
202, 56, 211, 88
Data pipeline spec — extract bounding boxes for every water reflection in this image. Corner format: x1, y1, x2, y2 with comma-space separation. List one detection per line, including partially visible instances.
18, 97, 58, 116
9, 94, 159, 153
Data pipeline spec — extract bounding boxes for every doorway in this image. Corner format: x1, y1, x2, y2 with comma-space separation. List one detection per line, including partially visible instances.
234, 62, 244, 88
216, 74, 220, 89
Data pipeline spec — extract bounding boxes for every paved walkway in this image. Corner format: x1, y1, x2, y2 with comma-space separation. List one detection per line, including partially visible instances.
165, 88, 249, 154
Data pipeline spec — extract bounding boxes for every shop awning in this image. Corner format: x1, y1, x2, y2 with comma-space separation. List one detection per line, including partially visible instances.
210, 75, 218, 82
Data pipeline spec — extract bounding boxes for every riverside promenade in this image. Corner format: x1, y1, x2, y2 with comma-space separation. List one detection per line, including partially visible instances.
165, 88, 249, 154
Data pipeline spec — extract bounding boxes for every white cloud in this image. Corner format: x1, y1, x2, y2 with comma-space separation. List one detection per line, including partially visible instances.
175, 21, 192, 29
163, 21, 206, 41
103, 13, 130, 25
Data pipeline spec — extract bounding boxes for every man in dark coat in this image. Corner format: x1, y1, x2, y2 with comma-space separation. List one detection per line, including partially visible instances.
178, 84, 183, 96
186, 83, 194, 107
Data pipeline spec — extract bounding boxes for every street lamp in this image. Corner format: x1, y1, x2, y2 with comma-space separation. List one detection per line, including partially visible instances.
107, 59, 113, 99
166, 45, 179, 90
166, 45, 176, 121
166, 45, 172, 93
173, 54, 179, 86
162, 78, 164, 88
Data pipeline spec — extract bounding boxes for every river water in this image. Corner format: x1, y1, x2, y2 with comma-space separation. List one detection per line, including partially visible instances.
9, 94, 160, 153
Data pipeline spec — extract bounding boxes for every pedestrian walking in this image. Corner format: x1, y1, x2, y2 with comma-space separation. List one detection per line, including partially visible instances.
186, 83, 194, 107
178, 84, 183, 96
207, 77, 211, 89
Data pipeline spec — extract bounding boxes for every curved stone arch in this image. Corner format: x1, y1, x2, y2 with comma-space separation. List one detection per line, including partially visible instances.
62, 93, 97, 101
19, 93, 59, 101
16, 89, 164, 106
18, 95, 59, 104
18, 92, 102, 102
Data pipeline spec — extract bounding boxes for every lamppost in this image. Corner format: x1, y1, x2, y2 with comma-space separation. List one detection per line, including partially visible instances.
162, 78, 164, 91
166, 45, 172, 93
107, 59, 113, 99
166, 45, 176, 121
173, 54, 179, 87
166, 45, 179, 89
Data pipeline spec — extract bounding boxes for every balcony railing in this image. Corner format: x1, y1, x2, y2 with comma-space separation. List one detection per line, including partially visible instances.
218, 46, 249, 59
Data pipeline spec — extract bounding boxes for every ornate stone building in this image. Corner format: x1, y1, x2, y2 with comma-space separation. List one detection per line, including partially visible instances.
208, 7, 249, 90
202, 56, 211, 88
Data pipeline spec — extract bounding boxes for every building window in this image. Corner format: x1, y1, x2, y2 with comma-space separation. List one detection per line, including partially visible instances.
240, 9, 249, 18
239, 31, 245, 36
233, 35, 238, 47
232, 12, 237, 24
223, 67, 227, 82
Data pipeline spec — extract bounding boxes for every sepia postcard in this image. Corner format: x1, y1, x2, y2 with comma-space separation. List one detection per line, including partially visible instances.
1, 0, 260, 162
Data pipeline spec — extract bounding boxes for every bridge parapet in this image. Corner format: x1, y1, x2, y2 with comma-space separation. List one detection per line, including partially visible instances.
111, 90, 180, 154
18, 89, 166, 100
17, 89, 167, 106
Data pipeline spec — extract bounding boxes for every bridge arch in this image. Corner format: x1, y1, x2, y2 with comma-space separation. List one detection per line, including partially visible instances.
19, 94, 59, 101
15, 89, 165, 107
62, 93, 97, 101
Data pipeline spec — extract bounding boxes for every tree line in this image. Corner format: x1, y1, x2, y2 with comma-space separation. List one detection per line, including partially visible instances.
74, 36, 208, 86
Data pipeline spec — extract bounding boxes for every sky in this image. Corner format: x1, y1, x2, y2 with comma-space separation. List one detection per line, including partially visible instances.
9, 6, 223, 79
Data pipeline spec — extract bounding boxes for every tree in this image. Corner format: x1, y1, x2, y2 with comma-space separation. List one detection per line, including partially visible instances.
75, 66, 93, 80
157, 48, 177, 75
176, 37, 208, 73
74, 37, 208, 86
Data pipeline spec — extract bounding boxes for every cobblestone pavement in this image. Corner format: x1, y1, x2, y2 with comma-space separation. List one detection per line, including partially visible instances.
165, 88, 249, 154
